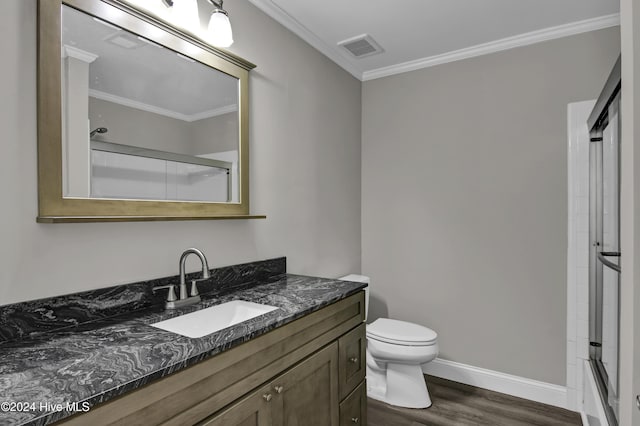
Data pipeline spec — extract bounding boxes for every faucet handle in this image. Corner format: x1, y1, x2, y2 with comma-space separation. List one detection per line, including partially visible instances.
189, 280, 201, 297
152, 285, 178, 302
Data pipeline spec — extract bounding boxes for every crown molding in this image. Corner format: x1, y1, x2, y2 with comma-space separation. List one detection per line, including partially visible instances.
247, 0, 363, 79
62, 45, 99, 63
189, 104, 238, 121
362, 13, 620, 81
244, 2, 619, 82
88, 89, 236, 122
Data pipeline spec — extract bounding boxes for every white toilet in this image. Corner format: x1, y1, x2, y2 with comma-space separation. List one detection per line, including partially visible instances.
339, 275, 439, 409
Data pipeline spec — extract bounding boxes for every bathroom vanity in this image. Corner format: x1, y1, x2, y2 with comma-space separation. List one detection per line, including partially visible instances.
0, 258, 367, 425
57, 294, 366, 425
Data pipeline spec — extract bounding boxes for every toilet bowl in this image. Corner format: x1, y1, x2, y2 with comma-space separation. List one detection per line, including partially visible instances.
366, 318, 438, 408
339, 275, 439, 409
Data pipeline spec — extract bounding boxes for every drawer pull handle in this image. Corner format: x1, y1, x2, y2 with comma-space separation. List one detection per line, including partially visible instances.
263, 394, 272, 402
274, 385, 284, 394
349, 357, 358, 364
351, 417, 359, 423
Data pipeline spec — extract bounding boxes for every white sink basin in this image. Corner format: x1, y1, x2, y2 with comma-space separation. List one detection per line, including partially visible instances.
151, 300, 279, 338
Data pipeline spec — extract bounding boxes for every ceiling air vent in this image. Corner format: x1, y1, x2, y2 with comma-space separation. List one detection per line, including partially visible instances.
105, 32, 144, 49
338, 34, 383, 59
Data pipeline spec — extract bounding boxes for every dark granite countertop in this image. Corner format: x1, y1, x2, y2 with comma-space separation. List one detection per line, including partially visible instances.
0, 259, 366, 426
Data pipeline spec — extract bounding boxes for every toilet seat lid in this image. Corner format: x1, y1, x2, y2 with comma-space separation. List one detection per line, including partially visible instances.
367, 318, 437, 345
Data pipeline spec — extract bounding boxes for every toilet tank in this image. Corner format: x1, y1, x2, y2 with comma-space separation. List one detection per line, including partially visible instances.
338, 274, 369, 321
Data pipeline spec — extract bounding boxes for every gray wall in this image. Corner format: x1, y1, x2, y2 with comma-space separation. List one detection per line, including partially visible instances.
362, 27, 620, 386
89, 97, 194, 154
192, 112, 238, 155
0, 0, 361, 305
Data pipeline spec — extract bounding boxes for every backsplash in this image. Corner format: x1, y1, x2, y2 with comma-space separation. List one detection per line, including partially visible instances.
0, 257, 286, 343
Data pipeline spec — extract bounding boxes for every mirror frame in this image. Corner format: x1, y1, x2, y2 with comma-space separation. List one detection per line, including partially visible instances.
37, 0, 263, 222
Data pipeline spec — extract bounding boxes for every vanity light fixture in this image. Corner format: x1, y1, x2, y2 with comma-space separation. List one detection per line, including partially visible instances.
207, 0, 234, 48
161, 0, 234, 48
161, 0, 199, 31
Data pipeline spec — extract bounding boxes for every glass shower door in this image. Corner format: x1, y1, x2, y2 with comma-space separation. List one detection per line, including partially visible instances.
589, 91, 620, 425
601, 94, 620, 419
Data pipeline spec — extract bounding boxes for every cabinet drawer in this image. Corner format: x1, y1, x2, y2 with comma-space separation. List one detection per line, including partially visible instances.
338, 324, 366, 400
339, 381, 366, 426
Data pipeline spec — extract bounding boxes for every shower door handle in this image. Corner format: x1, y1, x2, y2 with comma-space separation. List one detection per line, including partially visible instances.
597, 251, 621, 273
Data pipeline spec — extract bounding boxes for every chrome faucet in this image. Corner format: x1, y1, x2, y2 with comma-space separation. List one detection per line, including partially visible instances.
153, 248, 210, 309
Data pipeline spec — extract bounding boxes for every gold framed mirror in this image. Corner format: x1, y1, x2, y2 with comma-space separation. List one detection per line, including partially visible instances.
37, 0, 263, 222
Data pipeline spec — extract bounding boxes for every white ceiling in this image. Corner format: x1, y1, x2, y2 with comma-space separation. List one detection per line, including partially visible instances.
62, 5, 238, 120
248, 0, 620, 81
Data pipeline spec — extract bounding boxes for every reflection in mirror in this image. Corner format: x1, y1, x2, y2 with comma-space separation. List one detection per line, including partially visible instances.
61, 5, 239, 203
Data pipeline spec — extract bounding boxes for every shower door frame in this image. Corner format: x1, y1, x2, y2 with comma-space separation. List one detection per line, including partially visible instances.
588, 55, 621, 426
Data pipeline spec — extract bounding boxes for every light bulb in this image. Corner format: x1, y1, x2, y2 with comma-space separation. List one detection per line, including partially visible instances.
208, 10, 233, 48
172, 0, 199, 30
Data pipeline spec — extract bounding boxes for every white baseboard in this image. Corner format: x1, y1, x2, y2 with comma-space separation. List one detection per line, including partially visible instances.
422, 358, 569, 409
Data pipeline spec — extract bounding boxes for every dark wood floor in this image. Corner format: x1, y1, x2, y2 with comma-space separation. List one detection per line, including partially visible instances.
368, 375, 582, 426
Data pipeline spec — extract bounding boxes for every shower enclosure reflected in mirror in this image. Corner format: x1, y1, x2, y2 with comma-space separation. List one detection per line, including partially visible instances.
37, 0, 259, 222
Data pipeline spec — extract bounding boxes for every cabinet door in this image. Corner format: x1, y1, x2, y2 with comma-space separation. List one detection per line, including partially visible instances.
200, 383, 273, 426
338, 324, 366, 400
271, 342, 340, 426
339, 382, 367, 426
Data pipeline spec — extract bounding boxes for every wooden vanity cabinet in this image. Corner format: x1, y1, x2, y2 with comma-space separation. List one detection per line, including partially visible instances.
198, 382, 274, 426
339, 382, 367, 426
338, 325, 367, 400
273, 342, 340, 426
55, 292, 366, 426
202, 342, 339, 426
